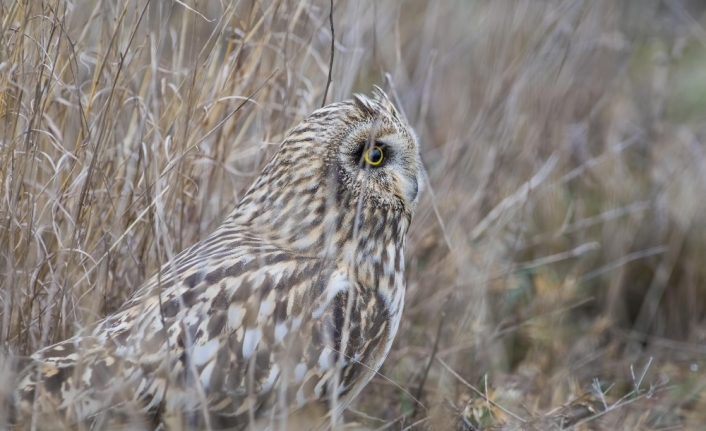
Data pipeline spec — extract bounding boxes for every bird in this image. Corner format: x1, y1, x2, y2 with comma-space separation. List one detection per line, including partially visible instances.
11, 88, 424, 430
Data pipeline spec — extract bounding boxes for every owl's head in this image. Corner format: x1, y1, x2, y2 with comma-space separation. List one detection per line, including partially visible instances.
332, 88, 424, 215
237, 89, 423, 249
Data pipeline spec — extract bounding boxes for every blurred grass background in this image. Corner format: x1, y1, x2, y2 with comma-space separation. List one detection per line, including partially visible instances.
2, 0, 706, 429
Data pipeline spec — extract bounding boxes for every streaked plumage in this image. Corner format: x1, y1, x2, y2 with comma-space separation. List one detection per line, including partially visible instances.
12, 89, 423, 430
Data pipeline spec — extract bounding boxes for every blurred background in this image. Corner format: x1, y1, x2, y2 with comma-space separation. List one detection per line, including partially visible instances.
2, 0, 706, 429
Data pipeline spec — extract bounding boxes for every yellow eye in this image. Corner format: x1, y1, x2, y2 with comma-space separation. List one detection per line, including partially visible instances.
363, 146, 384, 166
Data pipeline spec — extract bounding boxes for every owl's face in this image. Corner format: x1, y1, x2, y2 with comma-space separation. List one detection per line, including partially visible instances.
333, 91, 424, 217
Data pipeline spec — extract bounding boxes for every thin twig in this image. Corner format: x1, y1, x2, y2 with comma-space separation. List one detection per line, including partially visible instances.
319, 339, 427, 414
436, 357, 526, 423
412, 296, 448, 419
570, 381, 672, 429
437, 297, 594, 358
321, 0, 334, 107
400, 417, 429, 431
470, 153, 559, 242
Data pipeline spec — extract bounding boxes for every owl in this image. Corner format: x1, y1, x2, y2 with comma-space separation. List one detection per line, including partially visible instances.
11, 88, 424, 430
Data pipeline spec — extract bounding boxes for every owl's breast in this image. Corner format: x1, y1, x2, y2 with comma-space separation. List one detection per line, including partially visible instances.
301, 272, 402, 408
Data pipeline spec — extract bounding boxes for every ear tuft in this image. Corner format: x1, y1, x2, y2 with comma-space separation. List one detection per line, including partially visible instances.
352, 87, 403, 122
352, 93, 378, 117
373, 85, 397, 117
372, 86, 400, 120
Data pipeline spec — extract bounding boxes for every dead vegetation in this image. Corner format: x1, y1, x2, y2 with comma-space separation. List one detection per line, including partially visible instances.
2, 0, 706, 429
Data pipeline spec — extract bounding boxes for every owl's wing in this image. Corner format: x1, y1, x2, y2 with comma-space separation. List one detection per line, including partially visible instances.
14, 232, 389, 429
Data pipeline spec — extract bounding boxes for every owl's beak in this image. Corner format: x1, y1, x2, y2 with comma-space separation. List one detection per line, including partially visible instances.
399, 169, 424, 211
408, 178, 419, 203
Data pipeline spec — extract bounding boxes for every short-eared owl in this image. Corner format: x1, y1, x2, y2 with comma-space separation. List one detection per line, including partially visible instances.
12, 88, 424, 430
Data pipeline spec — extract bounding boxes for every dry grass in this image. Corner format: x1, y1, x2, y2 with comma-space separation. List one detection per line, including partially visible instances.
2, 0, 706, 429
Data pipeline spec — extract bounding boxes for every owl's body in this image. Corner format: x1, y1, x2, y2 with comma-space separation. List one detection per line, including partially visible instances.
12, 90, 423, 430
